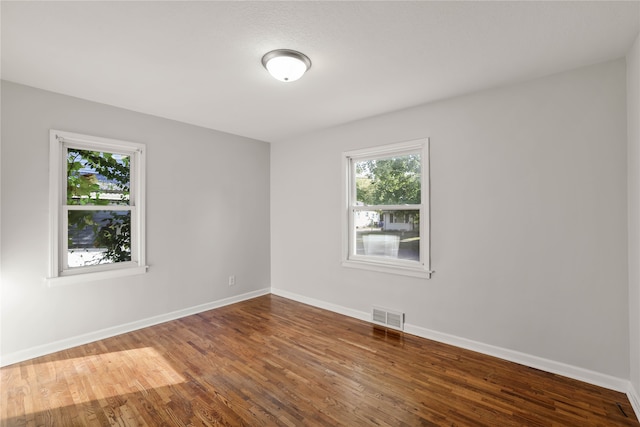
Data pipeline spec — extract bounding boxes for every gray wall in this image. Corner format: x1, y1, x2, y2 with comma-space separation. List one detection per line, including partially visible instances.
1, 81, 271, 361
271, 59, 629, 379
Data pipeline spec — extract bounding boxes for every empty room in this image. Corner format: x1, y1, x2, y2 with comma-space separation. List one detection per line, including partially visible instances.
2, 1, 640, 425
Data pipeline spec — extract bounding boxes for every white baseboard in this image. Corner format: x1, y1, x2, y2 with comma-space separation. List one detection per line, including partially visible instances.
628, 383, 640, 419
271, 287, 631, 395
0, 288, 270, 367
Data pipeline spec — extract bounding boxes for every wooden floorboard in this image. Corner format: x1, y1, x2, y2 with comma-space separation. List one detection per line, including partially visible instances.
1, 294, 638, 426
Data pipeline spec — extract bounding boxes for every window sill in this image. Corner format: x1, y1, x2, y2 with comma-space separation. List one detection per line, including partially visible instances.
46, 265, 148, 287
342, 259, 433, 279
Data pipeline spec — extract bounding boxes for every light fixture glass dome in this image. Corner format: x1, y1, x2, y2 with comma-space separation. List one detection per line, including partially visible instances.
262, 49, 311, 82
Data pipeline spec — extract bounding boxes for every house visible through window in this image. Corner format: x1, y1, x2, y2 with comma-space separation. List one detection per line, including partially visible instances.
48, 130, 147, 284
343, 138, 431, 278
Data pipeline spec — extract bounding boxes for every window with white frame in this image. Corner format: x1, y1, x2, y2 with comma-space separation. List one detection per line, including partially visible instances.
343, 138, 431, 278
48, 130, 147, 284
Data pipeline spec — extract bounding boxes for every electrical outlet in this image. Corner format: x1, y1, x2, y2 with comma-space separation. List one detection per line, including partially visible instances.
228, 275, 236, 286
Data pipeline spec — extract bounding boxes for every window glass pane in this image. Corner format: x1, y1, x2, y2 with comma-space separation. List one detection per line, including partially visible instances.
67, 210, 131, 267
355, 153, 421, 205
67, 148, 130, 206
354, 209, 420, 261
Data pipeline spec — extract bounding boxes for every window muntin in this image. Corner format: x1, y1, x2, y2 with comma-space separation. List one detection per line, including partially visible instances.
344, 139, 431, 278
49, 130, 146, 282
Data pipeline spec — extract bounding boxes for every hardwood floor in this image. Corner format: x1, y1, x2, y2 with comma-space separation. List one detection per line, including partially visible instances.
1, 294, 638, 426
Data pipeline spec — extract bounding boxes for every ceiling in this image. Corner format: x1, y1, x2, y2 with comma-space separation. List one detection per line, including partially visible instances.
2, 1, 639, 143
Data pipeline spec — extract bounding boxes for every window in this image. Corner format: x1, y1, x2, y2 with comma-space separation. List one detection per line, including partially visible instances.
48, 130, 147, 284
343, 138, 431, 278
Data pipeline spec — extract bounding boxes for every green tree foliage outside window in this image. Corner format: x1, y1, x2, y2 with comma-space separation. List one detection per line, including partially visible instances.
355, 154, 421, 206
67, 149, 132, 265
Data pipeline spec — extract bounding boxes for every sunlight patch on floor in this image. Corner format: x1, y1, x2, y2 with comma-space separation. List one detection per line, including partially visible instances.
1, 346, 185, 421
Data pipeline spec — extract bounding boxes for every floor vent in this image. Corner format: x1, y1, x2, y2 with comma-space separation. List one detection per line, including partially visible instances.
372, 307, 404, 331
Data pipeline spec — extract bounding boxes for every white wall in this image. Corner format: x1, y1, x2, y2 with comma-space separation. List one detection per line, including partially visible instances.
1, 81, 271, 364
628, 32, 640, 401
272, 59, 629, 380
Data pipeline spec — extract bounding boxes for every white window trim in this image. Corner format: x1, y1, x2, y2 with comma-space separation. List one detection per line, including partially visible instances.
47, 130, 148, 286
342, 138, 432, 279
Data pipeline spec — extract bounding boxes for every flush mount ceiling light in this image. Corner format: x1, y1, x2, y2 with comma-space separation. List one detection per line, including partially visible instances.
261, 49, 311, 82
